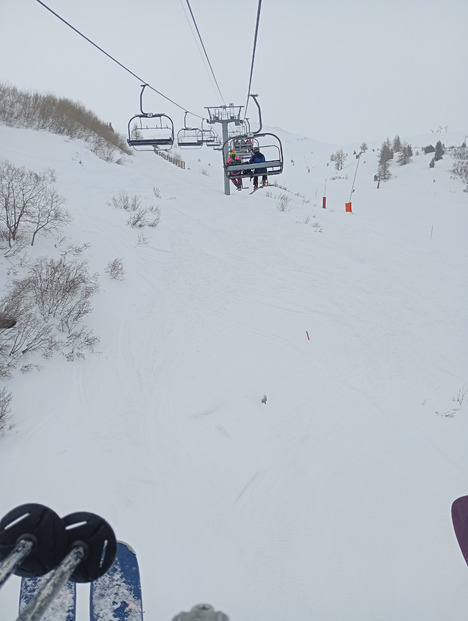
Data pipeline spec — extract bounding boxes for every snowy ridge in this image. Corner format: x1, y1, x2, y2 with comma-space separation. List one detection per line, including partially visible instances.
1, 123, 468, 621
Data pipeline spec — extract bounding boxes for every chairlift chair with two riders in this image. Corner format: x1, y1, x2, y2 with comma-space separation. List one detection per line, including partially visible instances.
127, 84, 174, 151
223, 96, 284, 182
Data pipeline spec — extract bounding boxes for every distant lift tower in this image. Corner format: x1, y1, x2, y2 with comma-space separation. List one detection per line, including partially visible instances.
205, 104, 244, 195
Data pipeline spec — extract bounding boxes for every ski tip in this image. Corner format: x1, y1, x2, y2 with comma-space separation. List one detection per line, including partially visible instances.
452, 496, 468, 566
117, 540, 137, 554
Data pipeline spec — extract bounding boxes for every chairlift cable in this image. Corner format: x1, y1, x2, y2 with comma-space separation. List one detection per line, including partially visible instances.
243, 0, 262, 121
182, 0, 226, 106
34, 0, 205, 120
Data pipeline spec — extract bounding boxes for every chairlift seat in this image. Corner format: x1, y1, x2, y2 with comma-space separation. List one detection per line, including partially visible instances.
225, 160, 282, 177
128, 138, 174, 147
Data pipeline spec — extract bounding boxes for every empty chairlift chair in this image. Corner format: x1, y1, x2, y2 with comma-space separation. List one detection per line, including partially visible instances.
127, 84, 174, 151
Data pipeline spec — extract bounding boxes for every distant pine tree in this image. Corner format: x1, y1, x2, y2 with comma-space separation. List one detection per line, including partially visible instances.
393, 135, 402, 153
397, 142, 413, 165
377, 140, 393, 180
434, 140, 445, 161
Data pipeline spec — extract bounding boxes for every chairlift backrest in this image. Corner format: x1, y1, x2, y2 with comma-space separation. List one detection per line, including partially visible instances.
177, 127, 204, 148
127, 113, 175, 150
127, 84, 174, 150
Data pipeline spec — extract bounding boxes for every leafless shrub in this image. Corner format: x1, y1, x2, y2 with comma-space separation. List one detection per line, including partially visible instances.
57, 242, 90, 258
0, 388, 13, 434
111, 191, 141, 212
90, 136, 119, 163
127, 208, 147, 228
0, 255, 99, 373
147, 205, 161, 228
451, 144, 468, 188
276, 193, 291, 212
106, 258, 125, 281
112, 191, 161, 229
0, 83, 131, 159
64, 326, 99, 361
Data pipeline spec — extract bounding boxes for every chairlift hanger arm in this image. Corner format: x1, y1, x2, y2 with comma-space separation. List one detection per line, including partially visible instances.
249, 94, 262, 134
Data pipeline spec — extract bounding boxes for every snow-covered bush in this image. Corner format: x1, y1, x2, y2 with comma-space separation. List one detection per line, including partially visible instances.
106, 258, 125, 281
111, 191, 161, 229
0, 387, 12, 434
0, 255, 99, 373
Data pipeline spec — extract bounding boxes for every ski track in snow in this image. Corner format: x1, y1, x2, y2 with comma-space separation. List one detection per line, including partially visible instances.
1, 125, 468, 620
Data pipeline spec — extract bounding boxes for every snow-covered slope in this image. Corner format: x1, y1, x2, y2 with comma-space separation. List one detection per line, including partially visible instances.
1, 123, 468, 620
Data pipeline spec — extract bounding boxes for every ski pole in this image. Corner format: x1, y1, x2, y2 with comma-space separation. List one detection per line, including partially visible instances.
0, 539, 34, 588
16, 544, 85, 621
16, 511, 116, 621
0, 504, 67, 590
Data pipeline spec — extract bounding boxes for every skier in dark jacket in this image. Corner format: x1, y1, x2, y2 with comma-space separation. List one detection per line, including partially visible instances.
249, 146, 268, 190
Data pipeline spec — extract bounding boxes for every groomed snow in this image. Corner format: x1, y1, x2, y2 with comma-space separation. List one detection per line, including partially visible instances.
1, 124, 468, 620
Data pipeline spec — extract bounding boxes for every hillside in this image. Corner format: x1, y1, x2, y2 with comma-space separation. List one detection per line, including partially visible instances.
1, 122, 468, 621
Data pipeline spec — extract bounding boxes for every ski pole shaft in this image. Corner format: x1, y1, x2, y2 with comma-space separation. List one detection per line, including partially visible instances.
16, 544, 86, 621
0, 539, 34, 589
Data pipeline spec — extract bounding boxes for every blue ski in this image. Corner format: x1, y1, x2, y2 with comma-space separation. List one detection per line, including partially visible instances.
19, 574, 76, 621
90, 541, 143, 621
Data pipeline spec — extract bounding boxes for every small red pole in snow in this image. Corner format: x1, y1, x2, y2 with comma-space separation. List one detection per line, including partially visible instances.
322, 196, 326, 209
306, 331, 310, 340
377, 181, 380, 189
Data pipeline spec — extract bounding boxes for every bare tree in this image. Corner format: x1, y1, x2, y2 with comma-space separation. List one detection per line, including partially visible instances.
0, 160, 44, 246
27, 186, 71, 246
0, 161, 70, 247
332, 149, 347, 171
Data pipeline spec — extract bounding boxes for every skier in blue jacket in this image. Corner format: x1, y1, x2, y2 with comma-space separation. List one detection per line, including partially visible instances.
249, 146, 268, 190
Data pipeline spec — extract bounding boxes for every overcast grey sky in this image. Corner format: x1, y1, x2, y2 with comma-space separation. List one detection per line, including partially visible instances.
1, 0, 467, 145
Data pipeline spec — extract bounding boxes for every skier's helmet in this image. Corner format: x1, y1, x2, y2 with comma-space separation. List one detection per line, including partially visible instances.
229, 150, 236, 156
253, 146, 259, 152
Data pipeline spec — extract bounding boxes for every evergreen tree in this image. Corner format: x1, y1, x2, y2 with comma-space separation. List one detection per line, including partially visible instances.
378, 141, 393, 180
397, 142, 413, 165
434, 140, 445, 161
393, 135, 402, 153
